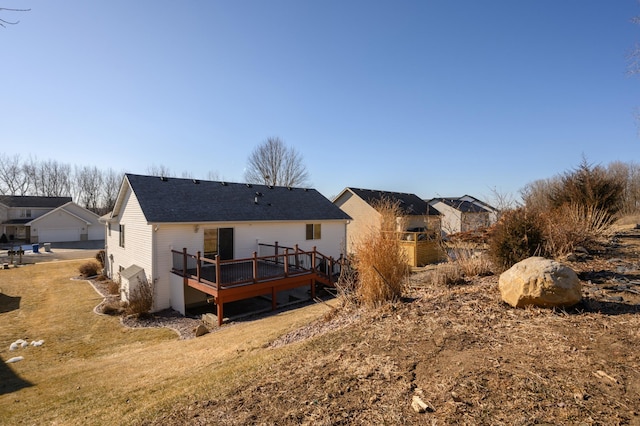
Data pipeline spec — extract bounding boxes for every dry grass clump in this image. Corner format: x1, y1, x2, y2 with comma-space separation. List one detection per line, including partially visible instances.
541, 203, 612, 256
352, 198, 410, 306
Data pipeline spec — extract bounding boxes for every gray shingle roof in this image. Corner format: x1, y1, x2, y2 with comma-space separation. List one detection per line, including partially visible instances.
0, 195, 71, 208
125, 174, 351, 223
347, 188, 440, 216
434, 198, 489, 213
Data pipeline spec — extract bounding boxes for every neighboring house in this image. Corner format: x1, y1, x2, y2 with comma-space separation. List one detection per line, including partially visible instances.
0, 195, 103, 244
332, 187, 441, 254
102, 174, 351, 315
428, 196, 495, 235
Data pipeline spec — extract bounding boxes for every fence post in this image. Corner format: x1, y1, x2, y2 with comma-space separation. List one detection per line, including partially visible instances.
253, 251, 258, 283
196, 251, 201, 282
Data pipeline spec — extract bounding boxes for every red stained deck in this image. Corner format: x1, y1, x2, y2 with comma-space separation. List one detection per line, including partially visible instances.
171, 244, 344, 326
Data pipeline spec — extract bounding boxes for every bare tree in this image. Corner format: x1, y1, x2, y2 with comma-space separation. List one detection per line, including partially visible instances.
146, 164, 172, 177
100, 168, 121, 214
206, 170, 221, 181
74, 165, 103, 211
244, 137, 310, 187
0, 153, 31, 195
0, 7, 30, 28
31, 159, 72, 197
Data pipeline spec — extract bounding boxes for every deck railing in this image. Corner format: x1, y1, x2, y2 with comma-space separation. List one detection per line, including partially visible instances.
171, 243, 345, 290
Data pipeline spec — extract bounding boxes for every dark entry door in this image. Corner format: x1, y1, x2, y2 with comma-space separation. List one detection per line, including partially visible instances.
218, 228, 234, 260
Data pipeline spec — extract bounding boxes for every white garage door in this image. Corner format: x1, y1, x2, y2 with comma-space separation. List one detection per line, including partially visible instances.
38, 228, 81, 243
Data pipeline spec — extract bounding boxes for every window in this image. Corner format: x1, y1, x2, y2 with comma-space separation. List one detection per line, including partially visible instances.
25, 209, 31, 218
306, 223, 321, 240
119, 224, 125, 248
204, 228, 218, 258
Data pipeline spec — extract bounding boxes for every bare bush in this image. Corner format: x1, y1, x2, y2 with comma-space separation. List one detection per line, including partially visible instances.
487, 207, 546, 272
125, 278, 153, 316
542, 203, 613, 257
448, 247, 493, 277
78, 261, 100, 277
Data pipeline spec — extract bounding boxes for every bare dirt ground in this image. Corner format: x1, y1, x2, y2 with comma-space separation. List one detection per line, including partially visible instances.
139, 226, 640, 425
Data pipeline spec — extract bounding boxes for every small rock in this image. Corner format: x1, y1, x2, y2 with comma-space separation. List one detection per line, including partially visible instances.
194, 324, 209, 337
6, 356, 24, 363
411, 395, 433, 413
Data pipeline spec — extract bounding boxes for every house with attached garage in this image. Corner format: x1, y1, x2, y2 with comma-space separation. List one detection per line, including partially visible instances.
102, 174, 351, 322
0, 195, 103, 244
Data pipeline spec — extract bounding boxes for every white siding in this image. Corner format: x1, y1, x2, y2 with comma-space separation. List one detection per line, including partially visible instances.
154, 223, 203, 311
106, 188, 155, 307
429, 201, 462, 235
153, 220, 347, 314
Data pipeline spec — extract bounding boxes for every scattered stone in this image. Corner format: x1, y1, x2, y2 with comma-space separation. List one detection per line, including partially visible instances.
498, 257, 582, 308
194, 324, 209, 337
6, 356, 24, 363
411, 394, 432, 413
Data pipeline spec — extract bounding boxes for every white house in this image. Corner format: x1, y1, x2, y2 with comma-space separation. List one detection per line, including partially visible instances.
0, 195, 103, 244
102, 174, 351, 315
428, 195, 496, 235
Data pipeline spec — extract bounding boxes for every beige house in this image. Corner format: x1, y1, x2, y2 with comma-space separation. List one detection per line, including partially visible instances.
333, 188, 442, 265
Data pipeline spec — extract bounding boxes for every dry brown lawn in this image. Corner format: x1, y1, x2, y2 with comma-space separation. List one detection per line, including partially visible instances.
0, 259, 336, 425
2, 225, 640, 425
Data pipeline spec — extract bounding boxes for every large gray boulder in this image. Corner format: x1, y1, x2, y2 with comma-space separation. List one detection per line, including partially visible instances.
498, 257, 582, 308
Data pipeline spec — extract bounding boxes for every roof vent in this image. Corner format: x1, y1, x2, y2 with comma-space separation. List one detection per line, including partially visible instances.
254, 196, 259, 204
268, 185, 273, 189
246, 183, 252, 188
160, 176, 168, 182
192, 179, 200, 184
288, 187, 293, 191
221, 181, 227, 186
255, 191, 263, 197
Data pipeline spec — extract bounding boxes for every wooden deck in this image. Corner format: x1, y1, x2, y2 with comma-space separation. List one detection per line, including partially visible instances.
171, 244, 344, 326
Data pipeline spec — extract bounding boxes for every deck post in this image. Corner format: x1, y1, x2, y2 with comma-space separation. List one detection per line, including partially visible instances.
274, 241, 279, 264
253, 252, 258, 283
312, 246, 317, 271
196, 251, 201, 282
284, 248, 289, 276
215, 254, 221, 288
329, 256, 334, 283
182, 248, 188, 286
294, 244, 300, 268
217, 300, 223, 326
272, 286, 277, 310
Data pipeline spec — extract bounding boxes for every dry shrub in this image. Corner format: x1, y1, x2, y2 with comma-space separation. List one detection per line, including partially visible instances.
448, 247, 493, 277
487, 207, 546, 272
107, 279, 120, 295
542, 203, 613, 256
95, 250, 106, 268
353, 198, 410, 306
431, 263, 465, 286
125, 278, 153, 316
100, 300, 125, 316
78, 261, 100, 277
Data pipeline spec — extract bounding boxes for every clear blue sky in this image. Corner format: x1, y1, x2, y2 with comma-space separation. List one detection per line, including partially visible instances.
3, 1, 640, 202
